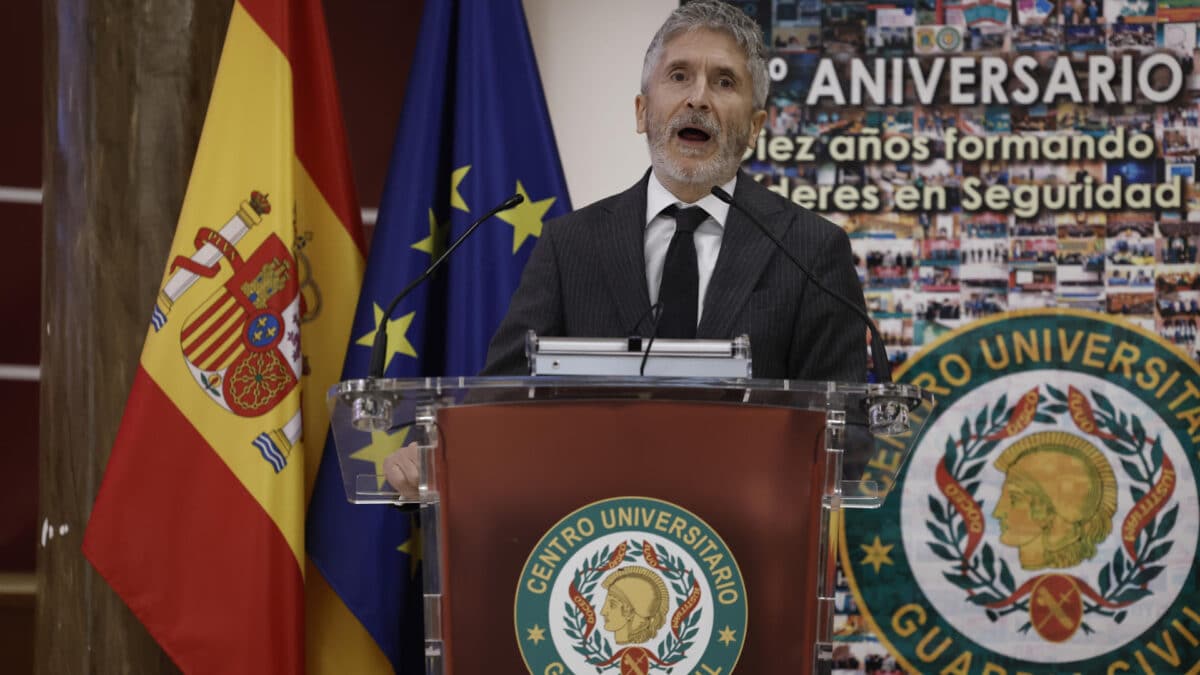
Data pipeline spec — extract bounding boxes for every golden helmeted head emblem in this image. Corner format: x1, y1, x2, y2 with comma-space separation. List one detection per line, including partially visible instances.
991, 430, 1118, 570
599, 566, 670, 644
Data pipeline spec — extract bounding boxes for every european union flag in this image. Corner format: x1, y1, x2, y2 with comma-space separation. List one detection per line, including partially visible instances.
306, 0, 571, 671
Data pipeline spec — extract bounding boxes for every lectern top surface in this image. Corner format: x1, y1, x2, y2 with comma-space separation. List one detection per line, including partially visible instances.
331, 375, 930, 405
326, 375, 936, 505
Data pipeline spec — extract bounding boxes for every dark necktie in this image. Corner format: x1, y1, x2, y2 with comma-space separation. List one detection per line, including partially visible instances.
657, 205, 707, 339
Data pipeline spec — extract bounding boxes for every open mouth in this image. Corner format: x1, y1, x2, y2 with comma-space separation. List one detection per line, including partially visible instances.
677, 127, 712, 142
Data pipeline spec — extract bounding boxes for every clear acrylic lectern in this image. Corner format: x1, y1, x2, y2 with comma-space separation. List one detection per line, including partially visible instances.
328, 376, 932, 674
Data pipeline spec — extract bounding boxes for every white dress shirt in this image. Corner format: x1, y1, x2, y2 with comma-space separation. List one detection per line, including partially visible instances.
644, 173, 736, 325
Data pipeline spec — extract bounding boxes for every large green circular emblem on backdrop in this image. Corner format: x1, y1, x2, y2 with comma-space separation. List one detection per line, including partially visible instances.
843, 309, 1200, 673
515, 496, 747, 674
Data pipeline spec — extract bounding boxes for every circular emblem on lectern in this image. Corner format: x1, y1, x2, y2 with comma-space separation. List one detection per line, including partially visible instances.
842, 310, 1200, 673
515, 496, 747, 674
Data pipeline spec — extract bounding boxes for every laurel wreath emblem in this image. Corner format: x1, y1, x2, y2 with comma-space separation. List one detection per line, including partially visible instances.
925, 383, 1177, 636
561, 539, 703, 670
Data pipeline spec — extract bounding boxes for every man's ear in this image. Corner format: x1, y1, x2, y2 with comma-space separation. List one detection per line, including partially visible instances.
635, 94, 647, 134
748, 109, 767, 148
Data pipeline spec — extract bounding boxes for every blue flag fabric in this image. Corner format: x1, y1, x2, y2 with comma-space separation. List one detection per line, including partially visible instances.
306, 0, 571, 671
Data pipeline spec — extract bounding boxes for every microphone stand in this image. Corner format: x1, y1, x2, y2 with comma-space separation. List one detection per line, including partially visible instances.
710, 185, 892, 384
368, 193, 525, 378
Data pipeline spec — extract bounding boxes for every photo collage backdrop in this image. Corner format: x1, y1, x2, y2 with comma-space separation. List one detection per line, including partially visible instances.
722, 1, 1200, 673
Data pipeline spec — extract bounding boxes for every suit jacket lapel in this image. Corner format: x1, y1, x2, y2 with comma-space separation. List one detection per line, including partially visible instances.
698, 174, 789, 338
595, 172, 653, 334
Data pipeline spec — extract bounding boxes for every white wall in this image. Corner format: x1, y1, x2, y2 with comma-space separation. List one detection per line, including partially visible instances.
523, 0, 677, 209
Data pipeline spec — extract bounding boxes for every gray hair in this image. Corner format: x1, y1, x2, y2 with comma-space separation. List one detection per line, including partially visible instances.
641, 0, 770, 110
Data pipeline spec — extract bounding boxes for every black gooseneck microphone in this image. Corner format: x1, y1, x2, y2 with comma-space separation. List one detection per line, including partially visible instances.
621, 301, 665, 375
710, 185, 892, 383
624, 300, 664, 336
368, 193, 525, 378
638, 303, 665, 376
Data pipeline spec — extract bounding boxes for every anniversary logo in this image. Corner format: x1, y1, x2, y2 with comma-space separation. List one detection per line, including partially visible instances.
515, 497, 747, 675
842, 309, 1200, 674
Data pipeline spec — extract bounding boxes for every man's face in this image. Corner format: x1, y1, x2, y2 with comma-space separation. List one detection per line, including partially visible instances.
636, 28, 767, 189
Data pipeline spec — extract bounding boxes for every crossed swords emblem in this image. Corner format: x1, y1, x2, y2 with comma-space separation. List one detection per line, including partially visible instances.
1034, 585, 1079, 632
622, 652, 649, 675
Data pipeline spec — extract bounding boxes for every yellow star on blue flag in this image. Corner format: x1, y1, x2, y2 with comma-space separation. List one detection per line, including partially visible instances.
354, 304, 418, 372
397, 515, 423, 579
350, 427, 410, 491
412, 208, 449, 257
450, 165, 471, 213
496, 180, 557, 253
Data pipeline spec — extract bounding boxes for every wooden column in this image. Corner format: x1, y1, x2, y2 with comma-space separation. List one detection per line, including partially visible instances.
38, 0, 234, 672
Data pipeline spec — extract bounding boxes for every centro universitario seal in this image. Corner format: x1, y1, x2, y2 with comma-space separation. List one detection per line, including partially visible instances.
515, 497, 748, 674
843, 309, 1200, 674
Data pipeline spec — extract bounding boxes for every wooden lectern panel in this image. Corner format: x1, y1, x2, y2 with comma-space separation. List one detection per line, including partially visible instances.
437, 399, 827, 674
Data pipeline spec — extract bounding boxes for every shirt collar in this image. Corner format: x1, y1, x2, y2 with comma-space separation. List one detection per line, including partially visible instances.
645, 171, 737, 228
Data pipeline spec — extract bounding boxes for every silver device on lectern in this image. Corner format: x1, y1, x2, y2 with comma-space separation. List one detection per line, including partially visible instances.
525, 330, 752, 377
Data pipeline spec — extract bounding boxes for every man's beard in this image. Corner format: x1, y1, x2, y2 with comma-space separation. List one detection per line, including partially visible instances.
646, 108, 748, 187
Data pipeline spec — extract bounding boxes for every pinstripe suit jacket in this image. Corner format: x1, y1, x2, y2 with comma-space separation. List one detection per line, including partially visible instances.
481, 170, 868, 382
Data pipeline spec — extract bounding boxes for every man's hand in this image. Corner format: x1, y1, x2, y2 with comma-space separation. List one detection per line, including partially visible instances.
383, 442, 420, 500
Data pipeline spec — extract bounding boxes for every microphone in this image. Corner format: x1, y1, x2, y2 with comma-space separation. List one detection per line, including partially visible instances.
638, 303, 665, 376
623, 300, 663, 355
710, 186, 892, 383
368, 193, 525, 378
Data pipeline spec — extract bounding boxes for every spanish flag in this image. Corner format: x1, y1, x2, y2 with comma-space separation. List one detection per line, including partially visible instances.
81, 0, 366, 672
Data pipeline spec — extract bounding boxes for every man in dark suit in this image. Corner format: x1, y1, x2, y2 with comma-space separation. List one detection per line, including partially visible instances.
384, 0, 866, 493
480, 0, 866, 382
